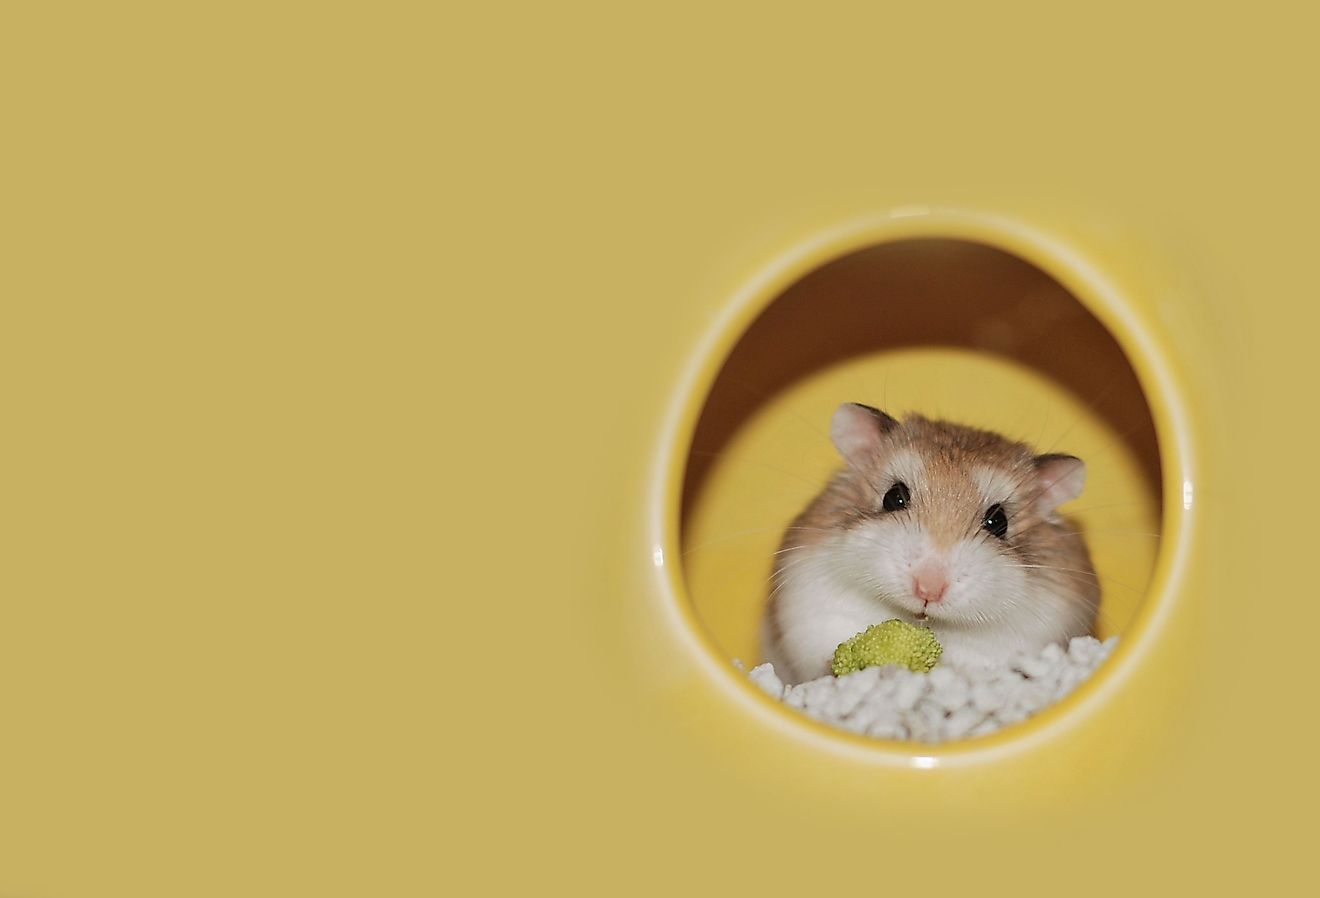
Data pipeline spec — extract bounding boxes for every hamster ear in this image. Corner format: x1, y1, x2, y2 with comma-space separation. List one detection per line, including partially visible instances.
830, 403, 898, 469
1033, 454, 1086, 513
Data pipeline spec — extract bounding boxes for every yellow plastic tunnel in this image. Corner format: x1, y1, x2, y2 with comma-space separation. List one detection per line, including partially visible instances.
2, 3, 1314, 897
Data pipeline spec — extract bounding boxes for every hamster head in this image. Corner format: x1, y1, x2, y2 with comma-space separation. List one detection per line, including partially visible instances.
815, 403, 1094, 629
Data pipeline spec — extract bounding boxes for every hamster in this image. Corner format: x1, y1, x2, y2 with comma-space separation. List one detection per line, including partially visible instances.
761, 403, 1100, 684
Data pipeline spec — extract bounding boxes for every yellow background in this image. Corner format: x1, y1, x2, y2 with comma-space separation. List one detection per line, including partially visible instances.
0, 2, 1306, 896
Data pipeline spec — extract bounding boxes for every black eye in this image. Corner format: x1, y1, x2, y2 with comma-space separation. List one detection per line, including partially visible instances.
882, 482, 910, 512
983, 503, 1008, 538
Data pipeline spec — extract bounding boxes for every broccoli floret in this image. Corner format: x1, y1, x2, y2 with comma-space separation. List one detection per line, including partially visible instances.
831, 620, 943, 675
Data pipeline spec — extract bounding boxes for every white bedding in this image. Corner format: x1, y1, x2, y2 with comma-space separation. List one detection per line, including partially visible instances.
746, 635, 1117, 742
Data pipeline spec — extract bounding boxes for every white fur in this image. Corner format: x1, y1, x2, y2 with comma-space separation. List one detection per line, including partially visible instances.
766, 519, 1092, 685
971, 466, 1020, 510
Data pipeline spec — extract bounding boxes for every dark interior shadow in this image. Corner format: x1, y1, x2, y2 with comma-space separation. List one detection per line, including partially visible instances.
681, 239, 1162, 530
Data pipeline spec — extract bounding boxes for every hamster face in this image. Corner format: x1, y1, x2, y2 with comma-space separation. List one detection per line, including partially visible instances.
764, 404, 1099, 681
823, 444, 1067, 628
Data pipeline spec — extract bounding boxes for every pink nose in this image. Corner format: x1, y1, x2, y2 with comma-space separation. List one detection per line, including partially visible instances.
912, 564, 949, 603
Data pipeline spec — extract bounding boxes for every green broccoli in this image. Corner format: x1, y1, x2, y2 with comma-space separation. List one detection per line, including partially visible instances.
831, 620, 943, 675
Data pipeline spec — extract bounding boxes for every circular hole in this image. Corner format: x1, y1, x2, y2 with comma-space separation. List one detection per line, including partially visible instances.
678, 234, 1164, 742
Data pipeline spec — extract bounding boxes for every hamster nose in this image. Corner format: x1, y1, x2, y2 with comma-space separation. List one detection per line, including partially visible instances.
912, 564, 949, 603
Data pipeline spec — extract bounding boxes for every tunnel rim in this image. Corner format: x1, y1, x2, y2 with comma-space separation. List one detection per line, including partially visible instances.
650, 207, 1193, 764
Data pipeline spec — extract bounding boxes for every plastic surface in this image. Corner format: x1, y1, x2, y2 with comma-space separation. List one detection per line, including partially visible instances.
2, 3, 1309, 897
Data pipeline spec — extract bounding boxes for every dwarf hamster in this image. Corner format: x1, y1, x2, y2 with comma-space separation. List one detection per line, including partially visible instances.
761, 403, 1100, 684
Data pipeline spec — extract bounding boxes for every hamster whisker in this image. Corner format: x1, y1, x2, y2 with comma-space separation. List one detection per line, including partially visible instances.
1034, 371, 1130, 457
683, 524, 842, 556
764, 551, 830, 595
1008, 562, 1143, 595
1059, 501, 1151, 514
687, 449, 832, 492
1007, 563, 1100, 578
770, 544, 822, 558
681, 526, 797, 555
706, 377, 900, 501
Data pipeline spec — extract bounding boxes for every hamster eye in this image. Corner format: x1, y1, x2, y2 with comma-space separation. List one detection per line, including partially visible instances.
882, 482, 911, 512
983, 503, 1008, 538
